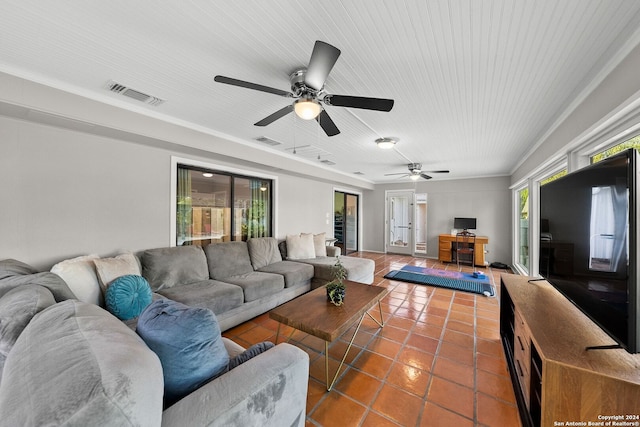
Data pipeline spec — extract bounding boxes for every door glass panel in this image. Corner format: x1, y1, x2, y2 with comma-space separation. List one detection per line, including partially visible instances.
345, 194, 358, 252
415, 193, 427, 254
389, 194, 411, 248
518, 187, 529, 271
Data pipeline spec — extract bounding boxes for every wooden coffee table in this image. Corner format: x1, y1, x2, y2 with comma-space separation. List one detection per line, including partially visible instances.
269, 281, 387, 390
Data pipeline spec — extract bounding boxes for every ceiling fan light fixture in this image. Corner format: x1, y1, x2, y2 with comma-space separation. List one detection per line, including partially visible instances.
410, 173, 421, 181
294, 98, 321, 120
375, 137, 397, 149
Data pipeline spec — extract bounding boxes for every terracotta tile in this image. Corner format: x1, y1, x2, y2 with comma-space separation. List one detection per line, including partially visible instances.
352, 351, 393, 379
310, 392, 367, 427
366, 336, 403, 359
442, 328, 474, 348
377, 324, 410, 343
476, 337, 504, 358
425, 306, 450, 318
427, 376, 474, 419
394, 307, 423, 320
412, 322, 444, 340
476, 324, 501, 340
361, 410, 402, 427
438, 341, 475, 365
309, 354, 348, 385
406, 332, 440, 354
419, 312, 447, 327
446, 319, 475, 335
476, 392, 521, 426
476, 370, 517, 403
397, 346, 435, 372
306, 378, 327, 414
432, 356, 475, 388
420, 402, 474, 427
477, 352, 510, 377
328, 339, 361, 365
387, 361, 431, 397
334, 369, 382, 406
372, 384, 423, 426
387, 315, 415, 330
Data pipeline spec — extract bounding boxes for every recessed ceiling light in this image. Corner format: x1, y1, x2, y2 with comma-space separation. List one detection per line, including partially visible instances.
375, 137, 397, 149
202, 172, 213, 178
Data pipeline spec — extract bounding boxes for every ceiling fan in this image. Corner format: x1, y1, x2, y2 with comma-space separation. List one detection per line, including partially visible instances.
214, 40, 394, 137
385, 163, 450, 180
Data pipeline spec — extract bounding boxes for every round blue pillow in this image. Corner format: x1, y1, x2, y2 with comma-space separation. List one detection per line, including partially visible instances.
105, 275, 152, 320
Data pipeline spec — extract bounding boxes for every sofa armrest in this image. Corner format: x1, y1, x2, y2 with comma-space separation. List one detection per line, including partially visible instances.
326, 246, 341, 257
161, 343, 309, 427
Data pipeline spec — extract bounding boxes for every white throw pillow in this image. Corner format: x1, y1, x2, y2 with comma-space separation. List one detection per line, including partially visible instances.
93, 253, 141, 294
286, 234, 316, 260
312, 232, 327, 257
51, 255, 103, 306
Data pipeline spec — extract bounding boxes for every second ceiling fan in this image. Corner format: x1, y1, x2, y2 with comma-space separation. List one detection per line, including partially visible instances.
214, 40, 394, 137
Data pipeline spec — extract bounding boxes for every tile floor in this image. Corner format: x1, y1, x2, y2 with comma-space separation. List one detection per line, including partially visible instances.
223, 252, 522, 427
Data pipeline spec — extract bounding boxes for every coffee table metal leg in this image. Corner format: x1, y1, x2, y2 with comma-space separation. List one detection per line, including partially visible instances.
324, 303, 385, 391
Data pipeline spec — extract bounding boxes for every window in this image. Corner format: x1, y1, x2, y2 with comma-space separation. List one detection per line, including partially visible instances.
518, 187, 529, 272
591, 134, 640, 164
176, 165, 272, 246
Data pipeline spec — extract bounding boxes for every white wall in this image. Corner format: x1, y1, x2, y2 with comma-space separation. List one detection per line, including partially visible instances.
363, 176, 512, 265
0, 116, 339, 270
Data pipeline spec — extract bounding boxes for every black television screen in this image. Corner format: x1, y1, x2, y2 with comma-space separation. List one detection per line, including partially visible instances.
454, 217, 477, 230
539, 148, 639, 353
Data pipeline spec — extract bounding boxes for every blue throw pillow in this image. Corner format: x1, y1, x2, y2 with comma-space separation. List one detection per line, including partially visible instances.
136, 299, 229, 407
105, 275, 152, 321
229, 341, 274, 370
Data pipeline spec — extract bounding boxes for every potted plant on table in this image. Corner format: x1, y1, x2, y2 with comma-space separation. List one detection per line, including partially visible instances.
326, 256, 347, 306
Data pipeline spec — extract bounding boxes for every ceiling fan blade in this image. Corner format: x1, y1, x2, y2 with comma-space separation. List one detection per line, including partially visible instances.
324, 94, 394, 112
304, 41, 341, 91
316, 110, 340, 137
214, 75, 292, 97
384, 172, 408, 176
254, 105, 294, 126
423, 170, 450, 174
420, 173, 433, 180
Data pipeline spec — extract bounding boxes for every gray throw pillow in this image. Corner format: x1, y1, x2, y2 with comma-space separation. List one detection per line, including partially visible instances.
0, 285, 56, 378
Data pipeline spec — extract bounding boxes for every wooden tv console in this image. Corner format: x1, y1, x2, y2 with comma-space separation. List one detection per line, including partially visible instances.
438, 233, 488, 266
499, 274, 640, 427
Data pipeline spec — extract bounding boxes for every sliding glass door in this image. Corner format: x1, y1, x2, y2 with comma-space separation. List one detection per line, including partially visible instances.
334, 191, 359, 255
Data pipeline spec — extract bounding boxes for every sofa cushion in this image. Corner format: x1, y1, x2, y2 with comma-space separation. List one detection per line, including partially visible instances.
157, 279, 244, 315
0, 300, 163, 426
247, 237, 282, 270
0, 271, 76, 302
50, 254, 102, 306
204, 241, 254, 280
0, 285, 56, 380
105, 275, 153, 321
141, 246, 209, 291
285, 234, 315, 260
257, 260, 314, 288
0, 259, 38, 281
223, 272, 284, 302
93, 253, 141, 293
136, 299, 229, 407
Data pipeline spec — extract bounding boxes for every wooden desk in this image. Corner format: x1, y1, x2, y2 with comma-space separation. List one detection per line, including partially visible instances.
438, 234, 489, 266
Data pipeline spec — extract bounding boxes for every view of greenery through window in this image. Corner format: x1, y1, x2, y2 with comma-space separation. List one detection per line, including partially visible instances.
591, 134, 640, 163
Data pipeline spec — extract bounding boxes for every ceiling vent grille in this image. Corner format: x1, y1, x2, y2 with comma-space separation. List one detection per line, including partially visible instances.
105, 81, 165, 106
320, 159, 336, 165
255, 136, 282, 146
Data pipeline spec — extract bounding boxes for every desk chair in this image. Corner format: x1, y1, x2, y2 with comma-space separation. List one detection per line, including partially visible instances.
454, 231, 476, 268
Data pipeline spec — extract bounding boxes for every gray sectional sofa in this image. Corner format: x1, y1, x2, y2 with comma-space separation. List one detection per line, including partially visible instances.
0, 236, 375, 426
0, 259, 308, 427
142, 237, 375, 331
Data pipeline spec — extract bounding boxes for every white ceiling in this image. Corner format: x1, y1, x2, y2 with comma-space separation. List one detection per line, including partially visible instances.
2, 0, 640, 183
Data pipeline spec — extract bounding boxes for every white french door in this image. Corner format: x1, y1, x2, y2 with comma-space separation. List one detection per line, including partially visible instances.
386, 190, 414, 255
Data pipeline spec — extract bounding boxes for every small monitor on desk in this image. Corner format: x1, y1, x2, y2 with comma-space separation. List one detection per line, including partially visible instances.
454, 217, 476, 231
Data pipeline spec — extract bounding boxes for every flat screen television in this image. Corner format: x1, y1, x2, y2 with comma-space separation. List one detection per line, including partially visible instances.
539, 148, 639, 353
454, 217, 477, 231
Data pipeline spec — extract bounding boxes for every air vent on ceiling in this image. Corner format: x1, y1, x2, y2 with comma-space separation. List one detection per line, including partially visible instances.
105, 81, 165, 106
255, 136, 282, 146
353, 171, 365, 175
320, 159, 336, 166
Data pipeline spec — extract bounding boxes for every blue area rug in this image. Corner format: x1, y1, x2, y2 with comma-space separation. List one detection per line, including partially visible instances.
384, 265, 494, 296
